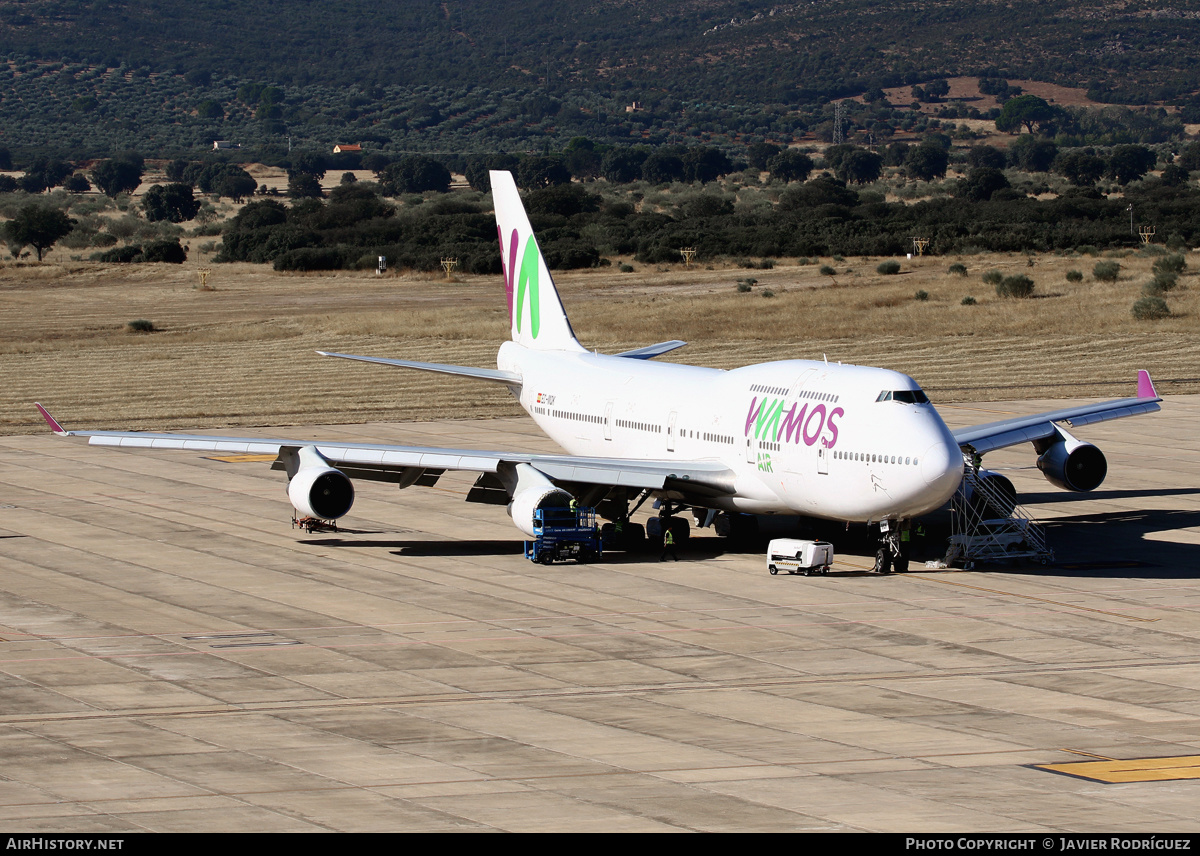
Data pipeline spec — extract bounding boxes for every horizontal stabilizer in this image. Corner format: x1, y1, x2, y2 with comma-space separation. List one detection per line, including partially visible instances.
612, 340, 688, 360
317, 351, 522, 385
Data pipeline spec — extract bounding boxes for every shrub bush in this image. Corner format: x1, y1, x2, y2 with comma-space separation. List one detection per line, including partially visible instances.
1143, 272, 1178, 296
1152, 254, 1187, 276
273, 247, 348, 271
141, 240, 187, 263
1132, 296, 1170, 320
914, 289, 929, 301
961, 295, 977, 305
1093, 260, 1121, 281
127, 319, 155, 332
982, 270, 1003, 285
877, 260, 901, 275
819, 264, 836, 276
618, 263, 634, 273
947, 263, 967, 276
1065, 269, 1083, 282
996, 274, 1035, 298
736, 281, 752, 292
95, 245, 143, 263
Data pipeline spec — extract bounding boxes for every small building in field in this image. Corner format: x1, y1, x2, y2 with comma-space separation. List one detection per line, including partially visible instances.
212, 140, 240, 150
333, 144, 362, 154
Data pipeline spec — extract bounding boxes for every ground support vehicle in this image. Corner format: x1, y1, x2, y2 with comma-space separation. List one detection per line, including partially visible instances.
767, 538, 834, 575
524, 507, 602, 564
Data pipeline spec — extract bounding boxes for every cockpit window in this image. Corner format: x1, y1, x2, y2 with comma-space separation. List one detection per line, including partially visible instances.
877, 389, 930, 404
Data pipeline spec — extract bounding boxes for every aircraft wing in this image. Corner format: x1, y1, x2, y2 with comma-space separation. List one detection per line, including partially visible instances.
952, 371, 1161, 455
34, 405, 736, 497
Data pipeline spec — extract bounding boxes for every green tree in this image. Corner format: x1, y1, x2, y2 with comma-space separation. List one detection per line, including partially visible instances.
681, 146, 732, 183
92, 157, 145, 198
1160, 163, 1189, 187
1054, 150, 1106, 186
967, 145, 1006, 170
747, 142, 781, 170
640, 150, 685, 184
23, 157, 73, 191
197, 99, 223, 119
378, 156, 450, 195
287, 152, 327, 180
1107, 145, 1156, 185
923, 79, 950, 101
601, 148, 647, 184
827, 146, 882, 185
3, 204, 74, 261
515, 155, 570, 189
63, 173, 91, 193
1008, 136, 1058, 172
767, 149, 814, 183
1177, 142, 1200, 172
904, 143, 949, 181
956, 167, 1010, 202
143, 183, 201, 222
995, 95, 1055, 134
214, 168, 258, 202
287, 173, 324, 199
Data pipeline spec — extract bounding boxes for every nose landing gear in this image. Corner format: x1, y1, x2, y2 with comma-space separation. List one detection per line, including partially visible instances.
873, 520, 910, 574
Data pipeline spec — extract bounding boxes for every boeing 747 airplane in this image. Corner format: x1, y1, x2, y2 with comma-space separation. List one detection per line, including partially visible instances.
37, 171, 1162, 570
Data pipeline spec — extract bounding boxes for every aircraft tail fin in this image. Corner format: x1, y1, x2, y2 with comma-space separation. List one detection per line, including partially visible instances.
491, 171, 585, 352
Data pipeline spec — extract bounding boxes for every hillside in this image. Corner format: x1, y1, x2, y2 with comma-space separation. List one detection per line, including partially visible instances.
1, 1, 1198, 157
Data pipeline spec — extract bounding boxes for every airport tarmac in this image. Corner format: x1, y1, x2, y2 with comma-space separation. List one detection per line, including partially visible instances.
0, 394, 1197, 832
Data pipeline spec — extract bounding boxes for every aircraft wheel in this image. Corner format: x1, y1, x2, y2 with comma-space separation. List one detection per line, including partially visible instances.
874, 547, 892, 574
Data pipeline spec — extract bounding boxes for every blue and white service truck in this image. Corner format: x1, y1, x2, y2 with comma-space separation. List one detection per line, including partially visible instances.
524, 507, 602, 564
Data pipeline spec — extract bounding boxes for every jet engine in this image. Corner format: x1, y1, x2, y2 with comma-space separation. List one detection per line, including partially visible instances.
1037, 434, 1107, 492
286, 446, 355, 520
505, 463, 573, 537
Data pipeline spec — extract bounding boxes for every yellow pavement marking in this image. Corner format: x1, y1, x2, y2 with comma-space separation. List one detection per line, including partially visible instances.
1036, 755, 1200, 783
204, 454, 278, 463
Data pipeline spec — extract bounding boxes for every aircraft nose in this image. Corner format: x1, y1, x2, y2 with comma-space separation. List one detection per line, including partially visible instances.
920, 438, 964, 495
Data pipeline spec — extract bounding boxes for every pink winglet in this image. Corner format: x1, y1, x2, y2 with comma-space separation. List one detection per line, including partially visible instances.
34, 403, 67, 435
1137, 370, 1158, 400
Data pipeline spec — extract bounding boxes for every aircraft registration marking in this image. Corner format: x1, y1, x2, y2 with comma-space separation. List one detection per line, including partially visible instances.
1034, 755, 1200, 783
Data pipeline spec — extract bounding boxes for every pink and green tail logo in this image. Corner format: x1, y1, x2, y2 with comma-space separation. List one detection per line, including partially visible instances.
500, 227, 540, 339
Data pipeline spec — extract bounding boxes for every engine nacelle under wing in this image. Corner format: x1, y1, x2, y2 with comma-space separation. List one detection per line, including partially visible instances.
286, 446, 355, 519
1037, 436, 1107, 492
504, 462, 573, 538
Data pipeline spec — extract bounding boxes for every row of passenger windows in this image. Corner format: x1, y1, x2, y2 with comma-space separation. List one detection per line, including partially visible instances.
558, 410, 603, 424
836, 450, 919, 466
617, 418, 660, 433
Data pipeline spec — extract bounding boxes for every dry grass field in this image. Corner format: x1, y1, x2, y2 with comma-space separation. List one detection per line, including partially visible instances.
2, 250, 1197, 436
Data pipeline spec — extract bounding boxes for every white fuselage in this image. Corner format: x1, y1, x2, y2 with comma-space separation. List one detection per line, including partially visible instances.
499, 341, 964, 522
